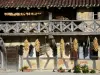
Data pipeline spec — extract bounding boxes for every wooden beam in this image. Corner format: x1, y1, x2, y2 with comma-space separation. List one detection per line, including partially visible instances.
1, 32, 100, 36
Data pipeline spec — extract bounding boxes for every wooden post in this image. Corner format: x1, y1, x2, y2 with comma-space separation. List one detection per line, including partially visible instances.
74, 60, 77, 66
93, 60, 96, 69
1, 52, 4, 69
54, 56, 57, 70
49, 12, 52, 20
19, 55, 23, 70
38, 22, 40, 33
93, 21, 96, 32
0, 52, 1, 67
18, 55, 20, 70
36, 57, 40, 69
71, 21, 74, 32
16, 23, 19, 33
70, 37, 72, 59
60, 21, 63, 32
49, 12, 52, 32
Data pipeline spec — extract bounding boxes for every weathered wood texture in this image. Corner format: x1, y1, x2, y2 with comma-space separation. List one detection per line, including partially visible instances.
6, 46, 18, 70
0, 20, 100, 35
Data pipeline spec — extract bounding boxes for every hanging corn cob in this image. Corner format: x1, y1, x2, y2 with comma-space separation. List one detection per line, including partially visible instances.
60, 38, 65, 57
35, 39, 40, 52
24, 39, 29, 51
93, 37, 99, 51
73, 38, 78, 52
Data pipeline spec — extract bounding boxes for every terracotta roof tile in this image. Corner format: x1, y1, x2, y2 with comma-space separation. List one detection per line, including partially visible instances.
0, 0, 100, 8
64, 0, 69, 7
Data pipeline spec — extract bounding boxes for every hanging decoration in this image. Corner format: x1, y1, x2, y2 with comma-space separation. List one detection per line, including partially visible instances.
18, 45, 24, 56
24, 39, 29, 51
35, 39, 40, 52
49, 37, 57, 57
73, 38, 78, 52
84, 36, 90, 59
29, 44, 34, 57
93, 37, 99, 51
4, 12, 42, 16
60, 38, 65, 57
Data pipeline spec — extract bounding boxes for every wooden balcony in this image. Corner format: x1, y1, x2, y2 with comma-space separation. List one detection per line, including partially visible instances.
0, 20, 100, 36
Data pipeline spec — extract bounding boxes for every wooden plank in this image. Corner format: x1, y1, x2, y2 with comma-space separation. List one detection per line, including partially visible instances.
23, 57, 100, 60
1, 32, 100, 36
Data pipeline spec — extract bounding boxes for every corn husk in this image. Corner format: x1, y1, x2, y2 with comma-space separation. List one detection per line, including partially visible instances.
35, 39, 40, 52
24, 39, 29, 51
93, 37, 99, 51
60, 38, 65, 57
73, 38, 78, 52
60, 38, 65, 53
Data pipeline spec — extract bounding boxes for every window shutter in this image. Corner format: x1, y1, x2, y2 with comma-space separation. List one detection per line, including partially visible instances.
77, 8, 93, 20
98, 11, 100, 19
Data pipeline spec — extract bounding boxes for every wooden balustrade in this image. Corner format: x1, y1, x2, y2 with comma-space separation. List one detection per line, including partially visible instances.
0, 20, 100, 35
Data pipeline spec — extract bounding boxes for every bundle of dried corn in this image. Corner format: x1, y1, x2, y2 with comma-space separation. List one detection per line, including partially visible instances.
35, 39, 40, 52
60, 38, 65, 57
93, 37, 99, 51
73, 38, 78, 52
24, 39, 29, 51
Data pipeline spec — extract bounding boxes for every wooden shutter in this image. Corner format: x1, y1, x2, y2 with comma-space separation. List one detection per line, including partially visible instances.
77, 8, 93, 20
98, 11, 100, 19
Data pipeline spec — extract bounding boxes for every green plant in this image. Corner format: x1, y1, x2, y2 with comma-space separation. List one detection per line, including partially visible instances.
81, 65, 89, 73
73, 65, 81, 73
68, 69, 71, 72
20, 66, 28, 71
57, 67, 65, 72
90, 69, 96, 73
59, 67, 63, 70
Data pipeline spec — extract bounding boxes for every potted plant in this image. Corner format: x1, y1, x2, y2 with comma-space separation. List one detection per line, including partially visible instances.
20, 66, 31, 72
81, 65, 89, 73
73, 65, 81, 73
57, 67, 65, 73
68, 69, 71, 73
90, 69, 96, 73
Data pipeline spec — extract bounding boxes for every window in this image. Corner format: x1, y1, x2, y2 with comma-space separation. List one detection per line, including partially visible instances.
52, 8, 76, 20
93, 8, 98, 20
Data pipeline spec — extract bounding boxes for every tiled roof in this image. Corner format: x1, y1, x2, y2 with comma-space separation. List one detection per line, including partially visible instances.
0, 0, 100, 8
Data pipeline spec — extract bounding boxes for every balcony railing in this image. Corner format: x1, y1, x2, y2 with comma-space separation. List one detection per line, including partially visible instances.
0, 20, 100, 35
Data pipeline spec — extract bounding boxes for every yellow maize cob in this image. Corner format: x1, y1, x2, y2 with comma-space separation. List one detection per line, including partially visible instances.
73, 38, 78, 52
60, 38, 65, 52
35, 39, 40, 52
93, 37, 99, 51
24, 39, 29, 51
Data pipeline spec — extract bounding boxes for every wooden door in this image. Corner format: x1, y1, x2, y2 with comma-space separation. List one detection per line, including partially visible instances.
6, 46, 18, 71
